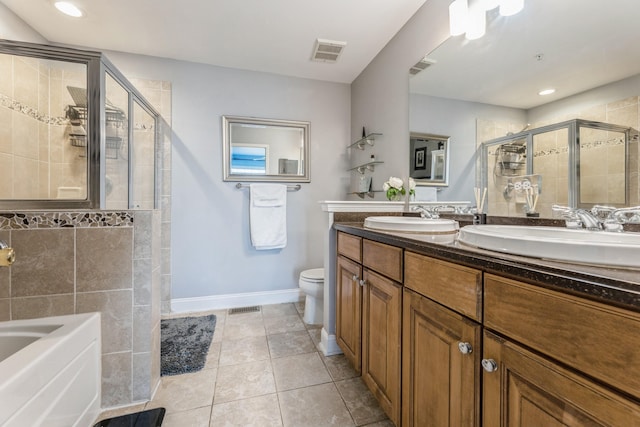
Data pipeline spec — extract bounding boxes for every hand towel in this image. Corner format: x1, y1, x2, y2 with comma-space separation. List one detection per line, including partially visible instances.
249, 183, 287, 250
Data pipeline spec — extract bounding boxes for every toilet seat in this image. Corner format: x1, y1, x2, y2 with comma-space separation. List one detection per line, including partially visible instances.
300, 268, 324, 282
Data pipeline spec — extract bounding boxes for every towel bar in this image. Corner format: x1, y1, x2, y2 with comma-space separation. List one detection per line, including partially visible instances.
235, 183, 301, 191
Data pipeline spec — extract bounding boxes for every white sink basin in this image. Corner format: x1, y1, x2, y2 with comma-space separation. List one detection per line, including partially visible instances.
458, 225, 640, 268
364, 216, 459, 243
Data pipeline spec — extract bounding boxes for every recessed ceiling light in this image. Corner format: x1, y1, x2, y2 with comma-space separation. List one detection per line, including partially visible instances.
54, 1, 84, 18
538, 88, 556, 96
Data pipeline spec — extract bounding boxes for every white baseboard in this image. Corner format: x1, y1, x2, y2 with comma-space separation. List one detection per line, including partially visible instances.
319, 327, 343, 356
171, 288, 303, 313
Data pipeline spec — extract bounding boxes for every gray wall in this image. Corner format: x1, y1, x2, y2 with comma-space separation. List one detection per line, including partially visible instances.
409, 94, 526, 200
105, 52, 351, 299
350, 0, 451, 201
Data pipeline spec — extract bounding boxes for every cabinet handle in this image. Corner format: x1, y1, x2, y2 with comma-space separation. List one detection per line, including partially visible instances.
458, 342, 473, 354
481, 359, 498, 373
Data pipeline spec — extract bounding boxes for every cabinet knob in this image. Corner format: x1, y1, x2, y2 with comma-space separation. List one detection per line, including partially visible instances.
457, 342, 473, 354
481, 358, 498, 373
359, 279, 366, 287
352, 275, 359, 282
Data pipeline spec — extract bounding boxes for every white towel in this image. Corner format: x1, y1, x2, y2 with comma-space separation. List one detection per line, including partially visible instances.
249, 184, 287, 250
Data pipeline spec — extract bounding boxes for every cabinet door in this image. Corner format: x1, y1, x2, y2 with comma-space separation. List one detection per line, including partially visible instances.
362, 268, 402, 426
482, 330, 640, 426
336, 254, 362, 373
402, 288, 481, 427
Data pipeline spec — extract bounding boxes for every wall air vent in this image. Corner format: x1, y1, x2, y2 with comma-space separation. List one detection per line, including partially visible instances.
409, 56, 437, 75
312, 39, 347, 63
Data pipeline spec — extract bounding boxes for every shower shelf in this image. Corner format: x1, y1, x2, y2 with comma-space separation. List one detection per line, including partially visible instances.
66, 104, 126, 159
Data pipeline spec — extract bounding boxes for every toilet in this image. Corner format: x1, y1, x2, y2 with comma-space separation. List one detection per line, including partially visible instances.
299, 268, 324, 325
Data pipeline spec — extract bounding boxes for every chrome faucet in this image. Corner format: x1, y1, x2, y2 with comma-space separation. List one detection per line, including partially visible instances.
554, 204, 640, 232
552, 205, 602, 230
411, 205, 439, 219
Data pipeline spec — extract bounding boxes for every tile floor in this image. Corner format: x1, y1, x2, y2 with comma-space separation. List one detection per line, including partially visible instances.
95, 302, 392, 427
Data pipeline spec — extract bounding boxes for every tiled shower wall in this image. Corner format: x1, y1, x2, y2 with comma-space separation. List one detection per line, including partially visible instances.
479, 95, 640, 216
0, 211, 161, 407
0, 54, 87, 199
0, 55, 173, 314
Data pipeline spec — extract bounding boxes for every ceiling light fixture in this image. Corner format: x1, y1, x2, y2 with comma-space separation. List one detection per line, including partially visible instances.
54, 1, 84, 18
449, 0, 524, 39
449, 0, 468, 37
465, 0, 486, 40
499, 0, 524, 16
538, 88, 556, 96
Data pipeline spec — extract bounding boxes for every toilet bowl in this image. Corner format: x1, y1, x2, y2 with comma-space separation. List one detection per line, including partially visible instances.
299, 268, 324, 325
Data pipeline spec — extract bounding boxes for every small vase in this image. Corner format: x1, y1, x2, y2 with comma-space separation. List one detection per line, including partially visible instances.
387, 193, 403, 202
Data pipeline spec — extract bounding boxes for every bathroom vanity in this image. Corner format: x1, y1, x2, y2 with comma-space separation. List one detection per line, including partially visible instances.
333, 221, 640, 426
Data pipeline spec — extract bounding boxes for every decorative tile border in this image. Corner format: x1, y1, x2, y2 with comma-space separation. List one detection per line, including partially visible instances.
490, 136, 626, 159
0, 93, 67, 126
0, 212, 133, 230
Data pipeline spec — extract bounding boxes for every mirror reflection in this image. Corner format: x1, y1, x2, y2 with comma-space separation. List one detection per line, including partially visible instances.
409, 132, 449, 186
222, 115, 310, 183
409, 0, 640, 217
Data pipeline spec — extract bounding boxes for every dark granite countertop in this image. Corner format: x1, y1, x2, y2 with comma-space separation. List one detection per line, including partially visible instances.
334, 221, 640, 313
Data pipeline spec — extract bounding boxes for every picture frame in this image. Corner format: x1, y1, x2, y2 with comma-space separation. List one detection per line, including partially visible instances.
414, 147, 426, 170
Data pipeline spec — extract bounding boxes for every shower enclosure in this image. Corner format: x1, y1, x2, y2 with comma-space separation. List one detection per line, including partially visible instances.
481, 119, 634, 217
0, 39, 165, 210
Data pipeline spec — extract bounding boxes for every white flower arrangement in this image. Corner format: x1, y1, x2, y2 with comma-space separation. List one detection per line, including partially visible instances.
383, 176, 415, 201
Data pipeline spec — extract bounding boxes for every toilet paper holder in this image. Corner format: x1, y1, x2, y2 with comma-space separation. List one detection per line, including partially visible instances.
0, 240, 15, 267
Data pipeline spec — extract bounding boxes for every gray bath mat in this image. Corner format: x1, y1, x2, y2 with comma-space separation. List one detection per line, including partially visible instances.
160, 315, 216, 376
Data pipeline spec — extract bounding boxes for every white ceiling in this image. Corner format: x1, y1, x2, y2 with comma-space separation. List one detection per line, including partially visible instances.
410, 0, 640, 109
0, 0, 427, 84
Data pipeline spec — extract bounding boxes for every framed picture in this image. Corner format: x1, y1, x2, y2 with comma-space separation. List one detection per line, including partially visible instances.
414, 147, 426, 170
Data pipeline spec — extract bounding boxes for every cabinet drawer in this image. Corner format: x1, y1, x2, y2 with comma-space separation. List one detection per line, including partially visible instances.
484, 273, 640, 399
363, 239, 403, 282
337, 231, 362, 262
404, 252, 482, 322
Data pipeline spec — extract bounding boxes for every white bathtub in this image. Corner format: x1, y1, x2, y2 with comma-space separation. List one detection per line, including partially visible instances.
0, 313, 101, 427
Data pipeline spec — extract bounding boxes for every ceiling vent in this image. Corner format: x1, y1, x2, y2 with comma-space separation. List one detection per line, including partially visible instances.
409, 56, 437, 75
312, 39, 346, 63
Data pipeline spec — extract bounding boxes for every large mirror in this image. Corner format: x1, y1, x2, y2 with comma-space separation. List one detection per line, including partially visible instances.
222, 115, 310, 183
409, 0, 640, 217
409, 132, 450, 186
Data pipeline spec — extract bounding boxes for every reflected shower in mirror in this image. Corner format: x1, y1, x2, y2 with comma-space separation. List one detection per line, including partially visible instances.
222, 116, 310, 183
409, 132, 449, 186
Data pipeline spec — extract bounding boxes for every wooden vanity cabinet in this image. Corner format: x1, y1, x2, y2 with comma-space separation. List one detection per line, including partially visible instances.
336, 232, 363, 372
403, 251, 483, 427
482, 330, 640, 426
483, 274, 640, 425
336, 254, 362, 373
362, 268, 402, 425
336, 229, 640, 426
335, 232, 403, 425
403, 288, 481, 426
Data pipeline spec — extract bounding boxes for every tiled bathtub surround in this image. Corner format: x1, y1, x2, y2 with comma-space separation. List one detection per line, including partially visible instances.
0, 210, 161, 408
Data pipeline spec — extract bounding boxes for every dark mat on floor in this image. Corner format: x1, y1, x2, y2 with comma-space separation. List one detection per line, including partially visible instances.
161, 314, 216, 376
93, 408, 165, 426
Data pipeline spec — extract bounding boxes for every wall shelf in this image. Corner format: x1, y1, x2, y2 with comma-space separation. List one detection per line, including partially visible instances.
348, 133, 382, 150
349, 161, 384, 174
